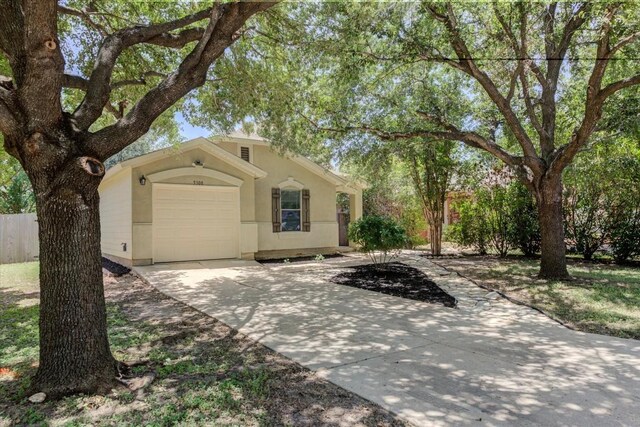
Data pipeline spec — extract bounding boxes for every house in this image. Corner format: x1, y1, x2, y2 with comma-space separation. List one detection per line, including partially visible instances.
98, 134, 363, 266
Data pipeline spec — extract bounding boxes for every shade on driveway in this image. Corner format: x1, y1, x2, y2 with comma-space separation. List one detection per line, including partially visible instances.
134, 255, 640, 426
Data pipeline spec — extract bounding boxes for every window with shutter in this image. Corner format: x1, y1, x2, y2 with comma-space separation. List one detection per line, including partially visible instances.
272, 188, 281, 232
240, 146, 250, 162
302, 189, 310, 232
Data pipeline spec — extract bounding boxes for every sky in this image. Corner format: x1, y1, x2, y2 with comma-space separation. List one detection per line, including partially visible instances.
175, 112, 211, 141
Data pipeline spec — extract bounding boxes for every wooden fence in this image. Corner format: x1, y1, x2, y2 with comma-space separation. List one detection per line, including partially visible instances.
0, 213, 39, 264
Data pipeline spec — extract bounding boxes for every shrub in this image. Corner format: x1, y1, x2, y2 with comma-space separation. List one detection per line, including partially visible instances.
563, 150, 640, 262
348, 215, 407, 264
563, 173, 612, 260
446, 181, 539, 257
609, 202, 640, 263
507, 183, 540, 256
477, 186, 515, 257
446, 199, 489, 255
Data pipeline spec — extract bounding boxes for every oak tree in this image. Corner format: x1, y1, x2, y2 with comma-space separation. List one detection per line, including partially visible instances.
0, 0, 274, 397
264, 2, 640, 279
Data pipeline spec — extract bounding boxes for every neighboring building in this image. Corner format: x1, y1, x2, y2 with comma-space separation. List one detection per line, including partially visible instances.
443, 191, 471, 228
99, 134, 363, 266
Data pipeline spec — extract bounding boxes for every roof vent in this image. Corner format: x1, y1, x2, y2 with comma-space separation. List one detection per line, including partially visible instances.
240, 146, 250, 162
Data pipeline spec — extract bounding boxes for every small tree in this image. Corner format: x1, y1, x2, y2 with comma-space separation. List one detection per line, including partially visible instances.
348, 216, 407, 265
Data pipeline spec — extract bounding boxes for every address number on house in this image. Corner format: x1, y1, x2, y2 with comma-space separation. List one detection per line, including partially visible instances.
193, 180, 204, 185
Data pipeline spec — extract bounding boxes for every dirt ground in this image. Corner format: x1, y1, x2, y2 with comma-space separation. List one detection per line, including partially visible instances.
0, 271, 406, 426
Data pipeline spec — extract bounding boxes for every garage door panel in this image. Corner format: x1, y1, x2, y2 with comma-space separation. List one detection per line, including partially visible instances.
153, 185, 240, 262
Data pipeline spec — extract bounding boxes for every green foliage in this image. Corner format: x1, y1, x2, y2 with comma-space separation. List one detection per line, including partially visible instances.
446, 199, 490, 255
563, 141, 640, 262
0, 148, 35, 214
477, 184, 514, 258
606, 154, 640, 263
358, 158, 427, 248
348, 215, 407, 264
610, 212, 640, 263
447, 171, 540, 257
507, 183, 541, 257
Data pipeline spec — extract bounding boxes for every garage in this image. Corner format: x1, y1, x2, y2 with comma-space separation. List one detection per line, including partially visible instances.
152, 183, 240, 262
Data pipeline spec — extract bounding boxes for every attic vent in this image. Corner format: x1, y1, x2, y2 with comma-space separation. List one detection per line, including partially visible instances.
240, 146, 250, 162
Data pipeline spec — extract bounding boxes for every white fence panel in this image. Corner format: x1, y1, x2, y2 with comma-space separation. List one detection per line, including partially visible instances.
0, 213, 39, 264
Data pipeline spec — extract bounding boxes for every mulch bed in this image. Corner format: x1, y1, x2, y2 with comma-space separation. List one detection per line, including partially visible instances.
259, 253, 344, 264
101, 257, 131, 276
331, 262, 456, 307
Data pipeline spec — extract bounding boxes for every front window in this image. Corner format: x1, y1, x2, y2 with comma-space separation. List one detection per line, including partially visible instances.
281, 189, 301, 231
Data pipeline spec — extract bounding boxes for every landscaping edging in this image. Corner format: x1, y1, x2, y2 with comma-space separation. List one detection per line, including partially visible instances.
428, 258, 577, 331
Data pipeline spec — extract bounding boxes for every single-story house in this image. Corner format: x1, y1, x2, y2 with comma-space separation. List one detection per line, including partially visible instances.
99, 133, 363, 266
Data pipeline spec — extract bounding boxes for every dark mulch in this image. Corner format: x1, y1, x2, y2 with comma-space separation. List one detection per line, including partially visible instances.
259, 253, 344, 264
330, 262, 456, 307
101, 257, 131, 276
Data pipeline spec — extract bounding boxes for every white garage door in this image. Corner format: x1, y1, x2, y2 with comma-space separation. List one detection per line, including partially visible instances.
152, 184, 240, 262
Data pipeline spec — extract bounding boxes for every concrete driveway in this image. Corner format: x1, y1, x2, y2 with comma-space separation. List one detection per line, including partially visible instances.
134, 254, 640, 426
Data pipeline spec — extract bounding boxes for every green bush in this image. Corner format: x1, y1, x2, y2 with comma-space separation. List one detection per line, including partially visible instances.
507, 183, 540, 257
348, 215, 407, 264
445, 199, 489, 255
446, 181, 539, 257
609, 204, 640, 263
563, 148, 640, 262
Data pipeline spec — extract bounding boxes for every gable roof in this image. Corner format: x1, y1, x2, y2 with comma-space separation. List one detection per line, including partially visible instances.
211, 132, 365, 191
103, 137, 268, 182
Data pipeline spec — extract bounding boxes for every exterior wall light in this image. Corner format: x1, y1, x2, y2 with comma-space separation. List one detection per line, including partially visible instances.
139, 175, 146, 185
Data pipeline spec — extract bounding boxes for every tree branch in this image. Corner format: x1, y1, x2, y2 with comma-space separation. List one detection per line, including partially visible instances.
426, 3, 539, 161
598, 74, 640, 100
539, 3, 592, 158
493, 3, 545, 140
414, 111, 522, 168
608, 31, 640, 57
64, 71, 167, 91
145, 28, 206, 48
17, 0, 65, 129
62, 74, 90, 91
548, 5, 629, 177
57, 5, 109, 36
0, 0, 25, 74
83, 1, 276, 160
72, 6, 215, 130
0, 88, 21, 136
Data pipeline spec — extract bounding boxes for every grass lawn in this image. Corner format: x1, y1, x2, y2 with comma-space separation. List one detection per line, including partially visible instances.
434, 256, 640, 340
0, 262, 403, 426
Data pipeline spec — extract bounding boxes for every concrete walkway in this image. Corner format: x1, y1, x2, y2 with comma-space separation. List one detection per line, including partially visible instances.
134, 254, 640, 426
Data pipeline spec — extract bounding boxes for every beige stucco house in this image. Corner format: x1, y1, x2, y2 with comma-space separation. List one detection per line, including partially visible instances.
98, 134, 363, 266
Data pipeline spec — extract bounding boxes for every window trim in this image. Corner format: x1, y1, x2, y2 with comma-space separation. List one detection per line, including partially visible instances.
280, 187, 302, 232
277, 177, 304, 190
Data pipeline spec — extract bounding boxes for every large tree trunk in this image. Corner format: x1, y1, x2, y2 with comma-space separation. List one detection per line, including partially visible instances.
536, 176, 570, 280
29, 154, 119, 398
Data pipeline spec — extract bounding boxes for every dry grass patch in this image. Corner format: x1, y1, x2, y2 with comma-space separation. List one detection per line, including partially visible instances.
0, 266, 405, 427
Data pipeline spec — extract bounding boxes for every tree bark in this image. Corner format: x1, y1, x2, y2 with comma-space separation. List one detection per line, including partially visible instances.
429, 221, 442, 256
29, 152, 119, 398
536, 176, 570, 279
